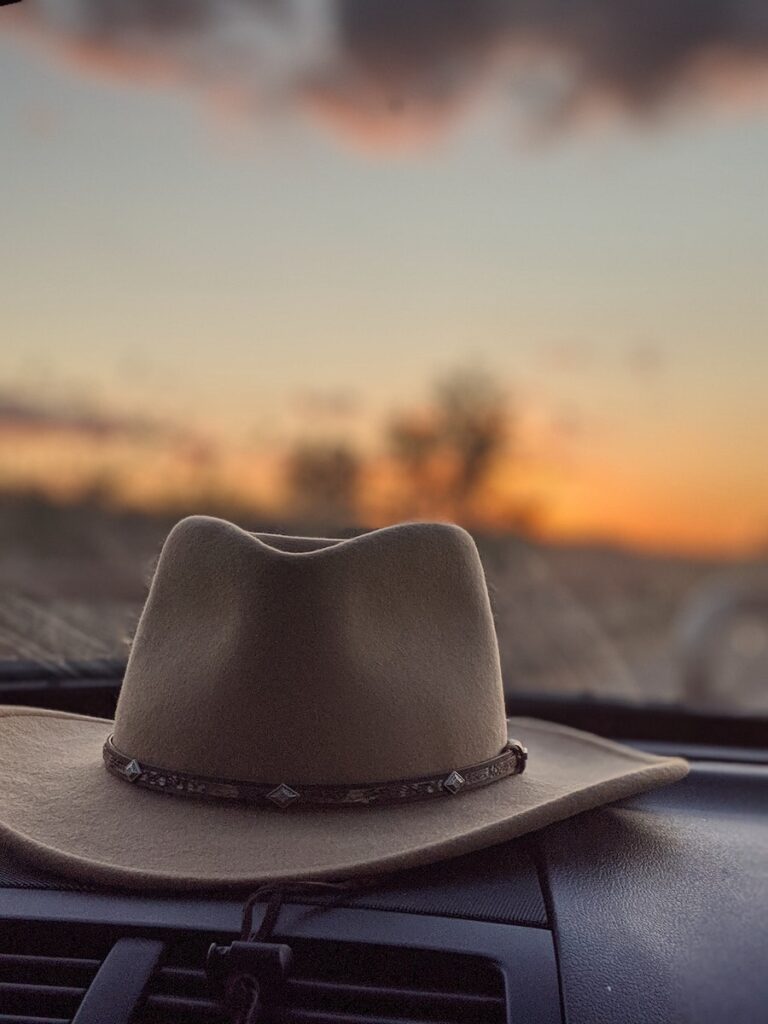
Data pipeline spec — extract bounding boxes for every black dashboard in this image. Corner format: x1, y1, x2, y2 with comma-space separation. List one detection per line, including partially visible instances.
2, 742, 766, 1024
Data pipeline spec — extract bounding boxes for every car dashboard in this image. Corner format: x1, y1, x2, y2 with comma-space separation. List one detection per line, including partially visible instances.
1, 740, 766, 1024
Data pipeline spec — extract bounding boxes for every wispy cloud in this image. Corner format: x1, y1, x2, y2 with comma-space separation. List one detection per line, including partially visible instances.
5, 0, 768, 147
0, 391, 162, 440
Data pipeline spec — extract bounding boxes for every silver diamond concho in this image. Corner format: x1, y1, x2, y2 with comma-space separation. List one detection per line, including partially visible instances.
443, 770, 466, 794
125, 759, 142, 783
268, 784, 301, 808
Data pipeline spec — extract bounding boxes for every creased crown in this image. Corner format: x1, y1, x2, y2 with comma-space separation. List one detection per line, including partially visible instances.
113, 517, 507, 785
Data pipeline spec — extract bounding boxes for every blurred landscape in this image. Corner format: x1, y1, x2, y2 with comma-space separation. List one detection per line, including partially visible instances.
2, 367, 768, 713
2, 2, 768, 715
2, 486, 766, 714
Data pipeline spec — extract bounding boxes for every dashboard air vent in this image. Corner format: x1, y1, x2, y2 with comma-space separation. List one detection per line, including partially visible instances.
136, 934, 507, 1024
0, 920, 109, 1024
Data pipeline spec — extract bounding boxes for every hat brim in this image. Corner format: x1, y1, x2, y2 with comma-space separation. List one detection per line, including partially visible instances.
0, 706, 687, 891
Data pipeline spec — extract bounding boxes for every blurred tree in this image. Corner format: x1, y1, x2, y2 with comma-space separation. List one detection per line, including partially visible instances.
285, 441, 360, 527
386, 412, 441, 518
435, 367, 510, 519
387, 367, 513, 526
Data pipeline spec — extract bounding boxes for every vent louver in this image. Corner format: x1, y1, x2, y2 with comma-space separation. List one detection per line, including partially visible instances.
0, 921, 109, 1024
136, 935, 507, 1024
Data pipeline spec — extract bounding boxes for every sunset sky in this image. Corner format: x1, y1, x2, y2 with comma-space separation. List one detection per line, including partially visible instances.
2, 3, 768, 554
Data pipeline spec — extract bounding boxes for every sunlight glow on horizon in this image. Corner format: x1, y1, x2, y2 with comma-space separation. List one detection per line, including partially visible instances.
2, 407, 766, 557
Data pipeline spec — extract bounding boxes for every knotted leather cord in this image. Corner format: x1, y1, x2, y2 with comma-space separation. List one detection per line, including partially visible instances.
224, 974, 261, 1024
241, 878, 378, 942
215, 879, 378, 1023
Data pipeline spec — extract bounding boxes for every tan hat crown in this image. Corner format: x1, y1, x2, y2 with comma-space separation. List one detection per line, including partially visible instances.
113, 516, 508, 788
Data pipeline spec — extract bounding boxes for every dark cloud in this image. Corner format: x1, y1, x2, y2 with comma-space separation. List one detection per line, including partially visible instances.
6, 0, 768, 145
0, 392, 161, 440
327, 0, 768, 135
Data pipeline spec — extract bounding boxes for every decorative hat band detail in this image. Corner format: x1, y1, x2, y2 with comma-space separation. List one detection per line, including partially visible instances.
103, 735, 527, 809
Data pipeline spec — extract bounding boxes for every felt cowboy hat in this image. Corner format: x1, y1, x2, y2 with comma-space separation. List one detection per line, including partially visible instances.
0, 516, 687, 890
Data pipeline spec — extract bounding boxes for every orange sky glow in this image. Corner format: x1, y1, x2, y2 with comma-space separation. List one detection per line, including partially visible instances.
1, 423, 765, 557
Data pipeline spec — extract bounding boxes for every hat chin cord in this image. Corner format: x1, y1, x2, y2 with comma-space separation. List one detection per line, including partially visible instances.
207, 879, 377, 1024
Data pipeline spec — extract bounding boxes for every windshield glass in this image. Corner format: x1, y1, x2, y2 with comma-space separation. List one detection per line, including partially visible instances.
2, 2, 767, 714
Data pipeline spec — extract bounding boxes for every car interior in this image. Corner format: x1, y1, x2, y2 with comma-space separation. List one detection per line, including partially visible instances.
1, 3, 767, 1023
1, 663, 766, 1023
